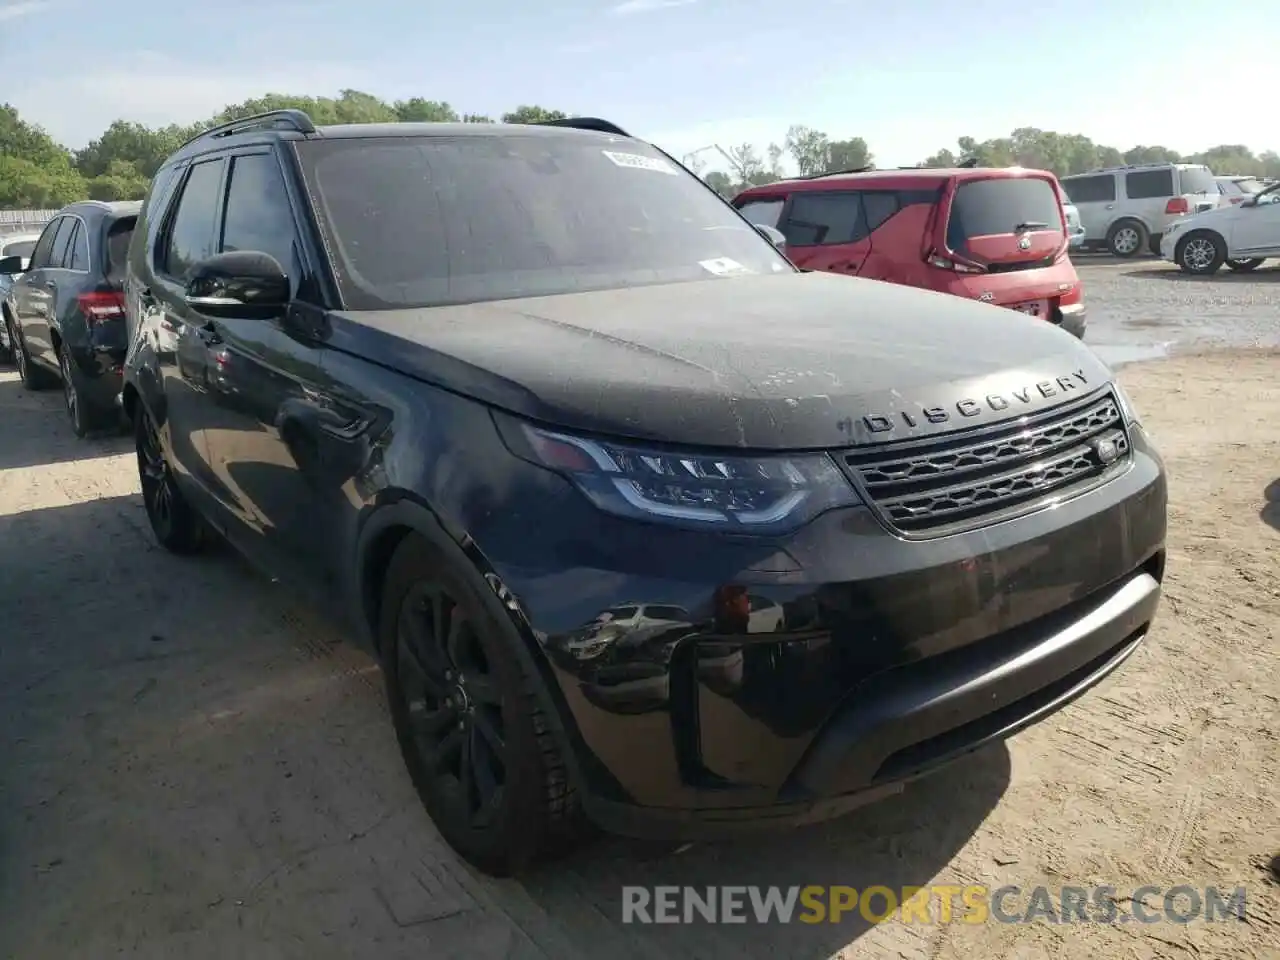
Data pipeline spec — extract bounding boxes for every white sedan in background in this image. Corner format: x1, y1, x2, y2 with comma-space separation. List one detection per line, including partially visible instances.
1160, 181, 1280, 275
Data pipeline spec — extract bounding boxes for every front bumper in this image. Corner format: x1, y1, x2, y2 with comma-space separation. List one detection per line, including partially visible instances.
69, 318, 127, 411
480, 421, 1167, 839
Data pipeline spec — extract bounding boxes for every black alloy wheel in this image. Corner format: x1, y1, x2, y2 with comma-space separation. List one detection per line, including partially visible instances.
395, 581, 508, 827
135, 405, 204, 553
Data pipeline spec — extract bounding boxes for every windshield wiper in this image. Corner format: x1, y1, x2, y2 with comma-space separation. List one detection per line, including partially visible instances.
1014, 221, 1050, 231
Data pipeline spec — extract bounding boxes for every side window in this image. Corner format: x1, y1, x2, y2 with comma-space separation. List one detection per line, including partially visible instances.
70, 220, 91, 271
220, 152, 300, 285
49, 218, 77, 268
862, 192, 900, 232
735, 197, 785, 228
781, 193, 866, 246
1125, 169, 1175, 200
162, 159, 224, 280
1061, 175, 1116, 204
27, 219, 61, 270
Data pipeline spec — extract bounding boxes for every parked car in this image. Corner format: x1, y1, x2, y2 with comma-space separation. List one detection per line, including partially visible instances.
1063, 199, 1087, 250
1160, 180, 1280, 274
1059, 162, 1217, 257
1, 202, 139, 435
122, 109, 1166, 877
733, 166, 1087, 339
1215, 175, 1268, 206
0, 232, 42, 362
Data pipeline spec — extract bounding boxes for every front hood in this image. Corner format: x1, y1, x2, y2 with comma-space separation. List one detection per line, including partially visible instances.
328, 272, 1112, 450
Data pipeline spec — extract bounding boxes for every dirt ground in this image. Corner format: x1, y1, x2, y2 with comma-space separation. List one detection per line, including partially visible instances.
0, 346, 1277, 960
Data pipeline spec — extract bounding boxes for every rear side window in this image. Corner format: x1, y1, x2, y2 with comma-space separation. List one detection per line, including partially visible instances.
1125, 169, 1175, 200
50, 218, 77, 268
643, 605, 688, 622
782, 192, 866, 246
69, 221, 91, 271
736, 197, 785, 227
1177, 166, 1216, 196
162, 160, 224, 279
1061, 175, 1116, 204
946, 177, 1061, 254
105, 217, 136, 283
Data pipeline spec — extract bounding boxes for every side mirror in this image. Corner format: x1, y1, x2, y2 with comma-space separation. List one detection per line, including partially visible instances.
1241, 197, 1259, 208
754, 223, 787, 251
184, 251, 290, 319
0, 255, 26, 275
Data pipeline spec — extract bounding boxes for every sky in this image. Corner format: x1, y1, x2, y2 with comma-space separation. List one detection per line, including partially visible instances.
2, 0, 1276, 172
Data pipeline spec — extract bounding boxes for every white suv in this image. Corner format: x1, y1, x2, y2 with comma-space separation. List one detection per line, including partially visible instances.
1160, 180, 1280, 275
1060, 162, 1218, 257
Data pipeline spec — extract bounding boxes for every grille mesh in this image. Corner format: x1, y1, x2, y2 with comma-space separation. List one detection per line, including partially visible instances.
844, 392, 1129, 535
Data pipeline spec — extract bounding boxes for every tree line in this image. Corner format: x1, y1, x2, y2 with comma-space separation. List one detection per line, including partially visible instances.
1, 88, 1277, 209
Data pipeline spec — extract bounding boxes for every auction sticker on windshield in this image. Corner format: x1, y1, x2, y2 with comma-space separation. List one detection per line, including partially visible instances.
602, 150, 678, 175
699, 257, 753, 277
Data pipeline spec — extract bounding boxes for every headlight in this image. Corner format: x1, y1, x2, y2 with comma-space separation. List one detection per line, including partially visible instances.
511, 422, 861, 534
1113, 381, 1141, 426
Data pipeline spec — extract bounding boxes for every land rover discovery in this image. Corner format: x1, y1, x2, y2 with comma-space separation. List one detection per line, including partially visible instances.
122, 111, 1167, 876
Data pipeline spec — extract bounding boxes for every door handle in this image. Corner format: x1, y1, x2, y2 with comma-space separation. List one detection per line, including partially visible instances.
1105, 204, 1115, 210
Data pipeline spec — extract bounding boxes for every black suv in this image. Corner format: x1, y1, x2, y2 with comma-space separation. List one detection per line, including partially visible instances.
122, 110, 1167, 876
2, 201, 139, 436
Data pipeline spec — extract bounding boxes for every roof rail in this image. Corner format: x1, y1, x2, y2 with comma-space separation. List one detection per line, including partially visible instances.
178, 109, 317, 151
793, 165, 875, 181
538, 117, 632, 138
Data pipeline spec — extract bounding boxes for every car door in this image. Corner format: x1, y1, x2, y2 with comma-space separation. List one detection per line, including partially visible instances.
776, 191, 870, 275
195, 147, 341, 593
9, 220, 58, 344
14, 216, 75, 366
47, 217, 96, 367
1122, 168, 1175, 232
147, 157, 227, 501
1230, 194, 1280, 256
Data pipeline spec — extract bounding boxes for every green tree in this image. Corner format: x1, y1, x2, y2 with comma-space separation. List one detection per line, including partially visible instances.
85, 159, 151, 201
827, 137, 872, 173
393, 99, 460, 122
0, 155, 86, 207
501, 105, 568, 124
784, 125, 831, 177
703, 170, 733, 197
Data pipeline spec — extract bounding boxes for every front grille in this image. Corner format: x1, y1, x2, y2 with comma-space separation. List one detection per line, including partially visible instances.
843, 391, 1130, 536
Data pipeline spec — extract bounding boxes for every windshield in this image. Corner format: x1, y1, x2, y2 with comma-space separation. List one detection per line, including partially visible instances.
1, 239, 37, 259
945, 176, 1062, 255
1179, 166, 1216, 195
296, 133, 794, 310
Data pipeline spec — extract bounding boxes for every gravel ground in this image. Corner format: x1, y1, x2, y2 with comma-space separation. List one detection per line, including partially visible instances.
1, 263, 1277, 959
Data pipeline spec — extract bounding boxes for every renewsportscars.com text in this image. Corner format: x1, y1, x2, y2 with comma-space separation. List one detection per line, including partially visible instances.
620, 884, 1247, 925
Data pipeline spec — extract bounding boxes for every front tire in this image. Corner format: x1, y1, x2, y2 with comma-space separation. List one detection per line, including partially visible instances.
12, 319, 55, 390
1175, 231, 1227, 276
59, 343, 103, 438
1107, 219, 1149, 258
134, 403, 205, 554
380, 534, 586, 876
1226, 258, 1265, 272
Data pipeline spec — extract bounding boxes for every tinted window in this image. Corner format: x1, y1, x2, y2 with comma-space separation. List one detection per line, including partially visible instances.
782, 193, 865, 246
27, 221, 60, 269
1, 239, 37, 259
946, 177, 1062, 253
1177, 166, 1216, 196
221, 153, 299, 281
297, 134, 792, 310
603, 606, 638, 621
70, 221, 91, 271
736, 198, 784, 227
862, 192, 900, 232
105, 217, 135, 283
50, 218, 77, 268
1061, 175, 1116, 204
1125, 169, 1175, 200
163, 160, 224, 279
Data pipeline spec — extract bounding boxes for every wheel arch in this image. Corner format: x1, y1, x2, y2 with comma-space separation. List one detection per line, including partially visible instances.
355, 492, 591, 796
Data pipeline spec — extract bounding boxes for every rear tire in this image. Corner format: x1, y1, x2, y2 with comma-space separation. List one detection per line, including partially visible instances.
134, 403, 206, 554
59, 343, 105, 438
1226, 258, 1265, 272
1175, 231, 1226, 276
379, 534, 587, 876
1106, 219, 1148, 258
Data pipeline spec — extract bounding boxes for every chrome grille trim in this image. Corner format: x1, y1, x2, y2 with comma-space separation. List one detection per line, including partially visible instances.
842, 390, 1131, 536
